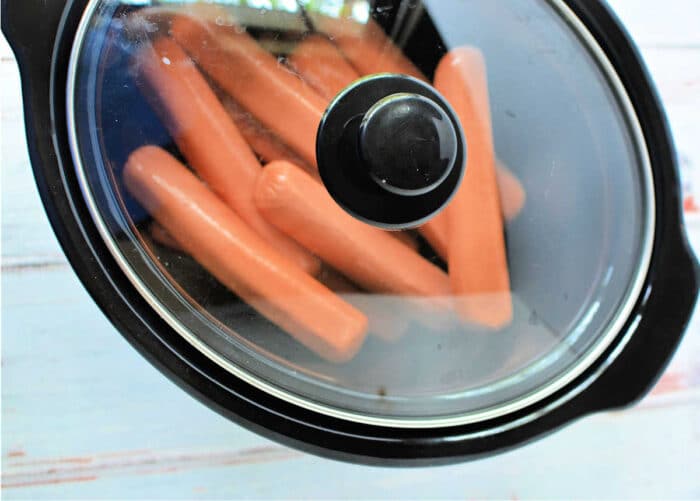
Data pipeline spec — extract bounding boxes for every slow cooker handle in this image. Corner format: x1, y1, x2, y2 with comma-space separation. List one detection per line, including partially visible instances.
542, 0, 700, 415
2, 0, 66, 69
584, 207, 698, 411
2, 0, 68, 191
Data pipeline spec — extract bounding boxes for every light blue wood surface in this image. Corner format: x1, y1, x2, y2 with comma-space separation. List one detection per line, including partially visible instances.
2, 1, 700, 498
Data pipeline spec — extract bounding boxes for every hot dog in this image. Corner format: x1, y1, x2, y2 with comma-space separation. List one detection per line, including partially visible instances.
124, 146, 367, 362
418, 160, 526, 260
170, 15, 326, 167
150, 218, 415, 342
134, 37, 320, 275
287, 34, 360, 100
216, 92, 315, 175
254, 160, 450, 297
213, 58, 417, 253
217, 93, 417, 255
309, 14, 426, 81
434, 45, 525, 224
434, 48, 512, 328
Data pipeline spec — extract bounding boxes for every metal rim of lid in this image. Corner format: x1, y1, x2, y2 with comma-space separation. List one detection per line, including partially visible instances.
66, 0, 656, 429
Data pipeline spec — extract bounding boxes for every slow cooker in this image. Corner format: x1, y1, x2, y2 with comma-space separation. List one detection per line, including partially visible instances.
3, 0, 698, 465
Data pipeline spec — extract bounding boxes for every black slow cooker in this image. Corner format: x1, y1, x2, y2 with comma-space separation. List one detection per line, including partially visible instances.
3, 0, 698, 465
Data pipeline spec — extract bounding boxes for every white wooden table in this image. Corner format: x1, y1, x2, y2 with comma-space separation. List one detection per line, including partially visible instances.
2, 1, 700, 498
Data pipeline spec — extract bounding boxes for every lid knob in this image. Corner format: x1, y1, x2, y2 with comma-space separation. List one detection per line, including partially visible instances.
317, 74, 466, 229
360, 93, 458, 197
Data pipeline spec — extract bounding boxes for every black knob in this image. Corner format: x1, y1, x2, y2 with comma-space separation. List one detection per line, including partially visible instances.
360, 93, 458, 196
316, 74, 466, 229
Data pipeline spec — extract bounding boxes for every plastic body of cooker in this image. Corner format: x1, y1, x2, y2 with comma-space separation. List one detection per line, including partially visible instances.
3, 0, 698, 465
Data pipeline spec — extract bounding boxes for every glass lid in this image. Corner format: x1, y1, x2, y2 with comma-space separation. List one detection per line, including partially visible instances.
67, 0, 654, 427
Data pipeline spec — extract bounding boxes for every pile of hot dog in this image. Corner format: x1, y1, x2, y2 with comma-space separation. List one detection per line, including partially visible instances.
123, 6, 526, 363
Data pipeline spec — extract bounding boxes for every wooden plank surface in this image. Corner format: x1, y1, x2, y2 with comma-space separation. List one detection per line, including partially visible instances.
2, 1, 700, 498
